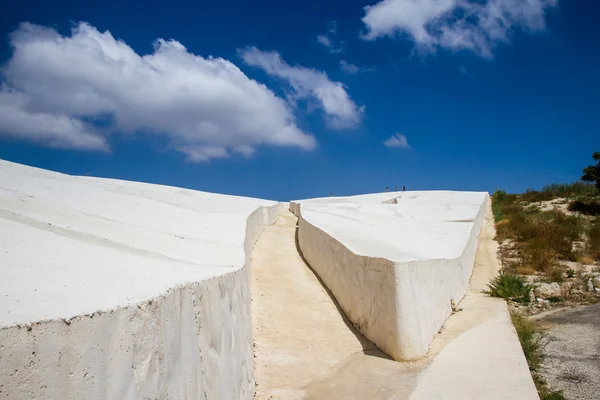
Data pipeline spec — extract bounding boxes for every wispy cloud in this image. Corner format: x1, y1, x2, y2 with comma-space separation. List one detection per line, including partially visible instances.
240, 47, 363, 129
316, 21, 344, 54
339, 60, 375, 74
361, 0, 558, 58
384, 133, 410, 148
0, 22, 316, 161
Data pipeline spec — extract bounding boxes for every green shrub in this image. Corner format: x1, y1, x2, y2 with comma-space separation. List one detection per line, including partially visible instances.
492, 189, 507, 202
484, 273, 532, 303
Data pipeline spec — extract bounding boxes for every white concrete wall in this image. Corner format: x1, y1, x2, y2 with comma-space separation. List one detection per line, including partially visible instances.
0, 203, 284, 400
293, 193, 488, 361
0, 160, 286, 400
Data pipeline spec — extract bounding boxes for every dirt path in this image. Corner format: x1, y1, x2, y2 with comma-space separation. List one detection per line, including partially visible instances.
250, 211, 419, 400
537, 304, 600, 400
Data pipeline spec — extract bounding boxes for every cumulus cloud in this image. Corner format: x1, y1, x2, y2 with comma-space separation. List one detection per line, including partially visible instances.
240, 47, 363, 129
384, 133, 410, 148
0, 22, 316, 160
339, 60, 374, 74
361, 0, 557, 57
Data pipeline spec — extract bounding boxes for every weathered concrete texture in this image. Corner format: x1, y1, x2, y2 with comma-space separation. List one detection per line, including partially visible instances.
292, 191, 489, 360
409, 203, 539, 399
251, 212, 422, 400
0, 159, 285, 400
253, 203, 539, 399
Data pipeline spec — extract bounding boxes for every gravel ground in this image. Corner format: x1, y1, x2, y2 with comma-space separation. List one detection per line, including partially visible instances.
538, 304, 600, 399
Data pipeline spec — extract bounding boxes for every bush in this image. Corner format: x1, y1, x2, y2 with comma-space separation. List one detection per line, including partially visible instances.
492, 189, 507, 202
588, 221, 600, 260
484, 273, 532, 303
521, 239, 558, 272
516, 211, 583, 266
519, 183, 598, 203
568, 199, 600, 216
542, 182, 598, 198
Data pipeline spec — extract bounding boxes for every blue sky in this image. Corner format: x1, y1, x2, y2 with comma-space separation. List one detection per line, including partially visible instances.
0, 0, 598, 201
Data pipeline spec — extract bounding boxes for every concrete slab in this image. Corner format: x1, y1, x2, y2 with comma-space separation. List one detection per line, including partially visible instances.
251, 212, 421, 400
409, 203, 538, 399
252, 204, 539, 399
292, 191, 488, 360
0, 159, 285, 399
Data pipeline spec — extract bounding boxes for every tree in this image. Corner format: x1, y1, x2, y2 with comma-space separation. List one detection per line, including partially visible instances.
582, 152, 600, 191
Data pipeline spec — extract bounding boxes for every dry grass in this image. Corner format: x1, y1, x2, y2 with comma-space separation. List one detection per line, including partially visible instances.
579, 255, 595, 265
588, 222, 600, 260
493, 192, 587, 276
517, 266, 538, 275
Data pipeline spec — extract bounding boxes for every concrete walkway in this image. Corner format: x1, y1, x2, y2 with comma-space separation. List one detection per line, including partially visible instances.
251, 208, 539, 399
408, 205, 539, 400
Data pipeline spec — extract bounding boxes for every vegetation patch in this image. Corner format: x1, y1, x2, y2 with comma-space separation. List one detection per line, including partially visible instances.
519, 182, 598, 203
587, 221, 600, 260
484, 273, 532, 303
510, 312, 566, 400
568, 199, 600, 216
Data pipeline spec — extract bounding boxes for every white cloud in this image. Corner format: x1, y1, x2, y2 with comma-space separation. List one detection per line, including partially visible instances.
240, 47, 363, 129
0, 90, 109, 150
316, 35, 343, 54
361, 0, 557, 57
0, 22, 316, 161
384, 133, 410, 148
339, 60, 374, 74
316, 21, 344, 54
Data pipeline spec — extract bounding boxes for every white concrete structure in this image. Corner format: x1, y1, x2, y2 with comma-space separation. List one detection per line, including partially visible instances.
292, 191, 489, 360
0, 159, 285, 400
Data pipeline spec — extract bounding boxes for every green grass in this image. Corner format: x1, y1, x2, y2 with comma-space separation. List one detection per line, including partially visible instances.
483, 273, 532, 303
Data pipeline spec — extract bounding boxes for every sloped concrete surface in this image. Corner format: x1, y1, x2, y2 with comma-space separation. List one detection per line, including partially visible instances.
252, 205, 539, 399
0, 159, 284, 400
251, 212, 421, 400
409, 204, 539, 399
292, 191, 489, 360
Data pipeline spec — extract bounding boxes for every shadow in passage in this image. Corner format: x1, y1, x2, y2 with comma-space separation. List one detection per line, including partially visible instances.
293, 222, 392, 362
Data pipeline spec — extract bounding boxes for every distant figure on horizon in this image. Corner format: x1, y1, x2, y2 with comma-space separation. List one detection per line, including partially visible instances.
395, 185, 398, 191
330, 192, 333, 197
385, 187, 389, 192
402, 186, 406, 191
